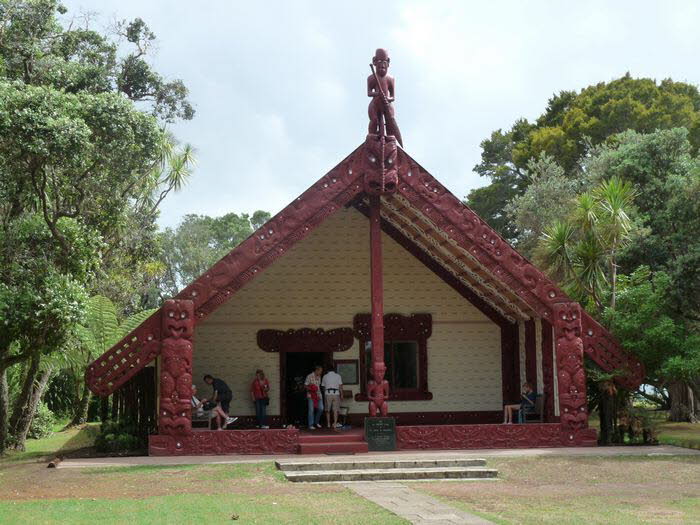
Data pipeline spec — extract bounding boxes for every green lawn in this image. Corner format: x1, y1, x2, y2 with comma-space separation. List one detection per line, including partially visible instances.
1, 421, 100, 462
0, 430, 405, 524
0, 491, 404, 525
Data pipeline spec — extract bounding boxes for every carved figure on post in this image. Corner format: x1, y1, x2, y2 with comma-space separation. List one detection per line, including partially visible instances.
367, 48, 403, 146
159, 299, 194, 436
368, 362, 389, 416
553, 302, 592, 444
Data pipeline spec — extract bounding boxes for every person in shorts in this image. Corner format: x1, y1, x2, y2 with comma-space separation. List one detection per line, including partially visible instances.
204, 374, 237, 429
321, 365, 343, 431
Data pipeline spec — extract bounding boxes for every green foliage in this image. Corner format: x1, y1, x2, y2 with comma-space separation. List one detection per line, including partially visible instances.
0, 1, 194, 452
469, 75, 700, 240
537, 176, 636, 311
504, 153, 581, 257
94, 420, 144, 453
585, 129, 700, 318
603, 267, 700, 385
27, 401, 55, 439
158, 211, 271, 296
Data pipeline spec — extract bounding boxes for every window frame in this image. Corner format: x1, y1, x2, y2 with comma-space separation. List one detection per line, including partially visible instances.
353, 313, 433, 402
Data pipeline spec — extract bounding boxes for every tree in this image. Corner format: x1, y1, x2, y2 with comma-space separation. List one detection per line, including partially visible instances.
158, 211, 271, 297
583, 128, 700, 321
538, 177, 636, 313
0, 0, 194, 453
603, 268, 700, 422
469, 75, 700, 239
503, 153, 580, 258
70, 296, 155, 425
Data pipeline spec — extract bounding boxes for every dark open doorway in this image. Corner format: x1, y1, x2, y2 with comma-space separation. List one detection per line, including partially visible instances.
281, 351, 331, 426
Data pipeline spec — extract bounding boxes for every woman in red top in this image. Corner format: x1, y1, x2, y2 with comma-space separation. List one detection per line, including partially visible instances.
250, 369, 270, 428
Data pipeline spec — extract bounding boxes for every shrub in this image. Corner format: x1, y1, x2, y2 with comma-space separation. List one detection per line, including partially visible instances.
28, 401, 56, 439
95, 420, 145, 453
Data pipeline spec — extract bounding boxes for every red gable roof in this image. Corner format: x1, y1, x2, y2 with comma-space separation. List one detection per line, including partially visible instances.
86, 143, 643, 397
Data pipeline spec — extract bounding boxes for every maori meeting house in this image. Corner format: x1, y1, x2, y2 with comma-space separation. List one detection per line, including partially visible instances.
86, 49, 643, 456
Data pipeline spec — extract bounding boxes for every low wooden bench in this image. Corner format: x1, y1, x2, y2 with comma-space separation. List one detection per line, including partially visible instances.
519, 393, 545, 423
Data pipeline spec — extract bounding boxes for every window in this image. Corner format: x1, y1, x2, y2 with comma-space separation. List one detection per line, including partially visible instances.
364, 341, 419, 390
354, 313, 433, 401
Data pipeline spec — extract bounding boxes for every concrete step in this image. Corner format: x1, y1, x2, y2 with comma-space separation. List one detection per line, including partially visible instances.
284, 466, 498, 482
277, 458, 487, 472
298, 432, 365, 444
298, 441, 369, 455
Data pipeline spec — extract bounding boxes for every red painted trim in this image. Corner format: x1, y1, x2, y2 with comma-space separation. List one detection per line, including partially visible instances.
354, 313, 433, 402
396, 423, 597, 450
352, 200, 509, 328
89, 143, 643, 401
349, 411, 501, 426
553, 303, 590, 441
149, 429, 300, 455
525, 319, 537, 388
257, 327, 354, 353
368, 195, 387, 412
501, 322, 518, 404
541, 319, 555, 422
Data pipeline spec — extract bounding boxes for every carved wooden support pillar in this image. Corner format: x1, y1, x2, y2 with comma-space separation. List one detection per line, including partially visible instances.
552, 302, 593, 445
158, 299, 194, 436
368, 195, 389, 416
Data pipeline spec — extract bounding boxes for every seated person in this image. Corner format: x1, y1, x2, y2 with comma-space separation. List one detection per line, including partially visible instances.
192, 384, 234, 430
503, 382, 536, 424
191, 385, 206, 418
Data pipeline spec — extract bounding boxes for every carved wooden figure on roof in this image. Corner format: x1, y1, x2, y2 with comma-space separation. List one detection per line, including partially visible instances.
368, 48, 402, 146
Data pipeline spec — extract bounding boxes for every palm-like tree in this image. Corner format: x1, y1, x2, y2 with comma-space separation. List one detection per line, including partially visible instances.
539, 176, 636, 313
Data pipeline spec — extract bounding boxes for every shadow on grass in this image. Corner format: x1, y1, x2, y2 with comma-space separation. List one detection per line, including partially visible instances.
2, 423, 100, 463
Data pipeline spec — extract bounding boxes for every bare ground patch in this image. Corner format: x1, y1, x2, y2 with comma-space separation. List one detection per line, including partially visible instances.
412, 455, 700, 524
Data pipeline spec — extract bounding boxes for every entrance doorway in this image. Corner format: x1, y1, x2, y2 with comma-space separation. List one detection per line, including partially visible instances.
282, 351, 331, 426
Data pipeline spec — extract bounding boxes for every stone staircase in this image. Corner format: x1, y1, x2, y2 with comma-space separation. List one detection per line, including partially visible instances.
298, 430, 369, 455
276, 457, 498, 482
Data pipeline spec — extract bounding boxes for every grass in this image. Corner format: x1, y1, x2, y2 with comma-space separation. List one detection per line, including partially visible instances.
413, 455, 700, 525
657, 422, 700, 450
0, 430, 405, 524
0, 491, 405, 525
1, 421, 100, 462
590, 409, 700, 450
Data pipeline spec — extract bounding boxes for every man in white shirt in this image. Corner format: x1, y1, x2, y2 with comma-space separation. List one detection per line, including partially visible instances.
321, 366, 344, 430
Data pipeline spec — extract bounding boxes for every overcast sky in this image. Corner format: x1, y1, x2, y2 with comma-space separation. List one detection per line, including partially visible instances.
63, 0, 700, 228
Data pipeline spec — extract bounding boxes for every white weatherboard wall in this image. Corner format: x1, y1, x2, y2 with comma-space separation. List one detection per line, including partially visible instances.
192, 207, 502, 417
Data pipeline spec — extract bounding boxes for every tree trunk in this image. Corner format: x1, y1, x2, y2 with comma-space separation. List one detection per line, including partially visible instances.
70, 381, 92, 426
0, 368, 8, 455
10, 368, 52, 451
9, 353, 39, 433
668, 381, 696, 422
598, 390, 615, 445
100, 396, 109, 423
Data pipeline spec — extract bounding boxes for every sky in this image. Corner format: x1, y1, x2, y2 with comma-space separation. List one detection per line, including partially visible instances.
62, 0, 700, 229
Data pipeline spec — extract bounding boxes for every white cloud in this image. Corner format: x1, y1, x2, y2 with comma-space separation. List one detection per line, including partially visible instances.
62, 0, 700, 227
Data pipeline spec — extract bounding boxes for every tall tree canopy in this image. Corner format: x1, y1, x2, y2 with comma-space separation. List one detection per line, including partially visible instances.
0, 0, 194, 452
467, 75, 700, 242
157, 211, 271, 298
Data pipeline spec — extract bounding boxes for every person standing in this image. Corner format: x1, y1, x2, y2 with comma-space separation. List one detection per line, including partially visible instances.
304, 365, 324, 430
321, 366, 343, 430
204, 374, 237, 429
250, 369, 270, 429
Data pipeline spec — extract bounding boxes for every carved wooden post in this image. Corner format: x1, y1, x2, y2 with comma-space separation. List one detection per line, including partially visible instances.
158, 299, 194, 435
367, 195, 389, 416
552, 302, 590, 444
